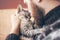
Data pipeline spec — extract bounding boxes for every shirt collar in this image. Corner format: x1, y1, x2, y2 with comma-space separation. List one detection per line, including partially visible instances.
44, 5, 60, 21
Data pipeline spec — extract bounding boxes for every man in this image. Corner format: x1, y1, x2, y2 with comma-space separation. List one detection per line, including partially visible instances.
6, 0, 60, 40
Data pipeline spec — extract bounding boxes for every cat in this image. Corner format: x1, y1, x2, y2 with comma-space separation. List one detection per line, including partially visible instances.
17, 4, 44, 40
17, 4, 53, 40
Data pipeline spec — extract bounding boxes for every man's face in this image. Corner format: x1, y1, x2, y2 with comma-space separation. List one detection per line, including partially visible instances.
24, 0, 44, 17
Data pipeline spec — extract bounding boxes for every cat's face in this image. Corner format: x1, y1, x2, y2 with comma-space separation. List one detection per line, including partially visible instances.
18, 11, 26, 20
18, 11, 31, 21
17, 5, 31, 21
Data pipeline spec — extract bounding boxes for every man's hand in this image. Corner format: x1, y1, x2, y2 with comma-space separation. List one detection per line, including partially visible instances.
10, 13, 21, 35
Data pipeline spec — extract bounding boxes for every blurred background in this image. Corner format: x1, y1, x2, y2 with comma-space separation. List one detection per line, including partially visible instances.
0, 0, 26, 40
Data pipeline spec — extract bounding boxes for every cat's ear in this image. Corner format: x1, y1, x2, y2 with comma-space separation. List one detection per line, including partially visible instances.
17, 4, 23, 13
